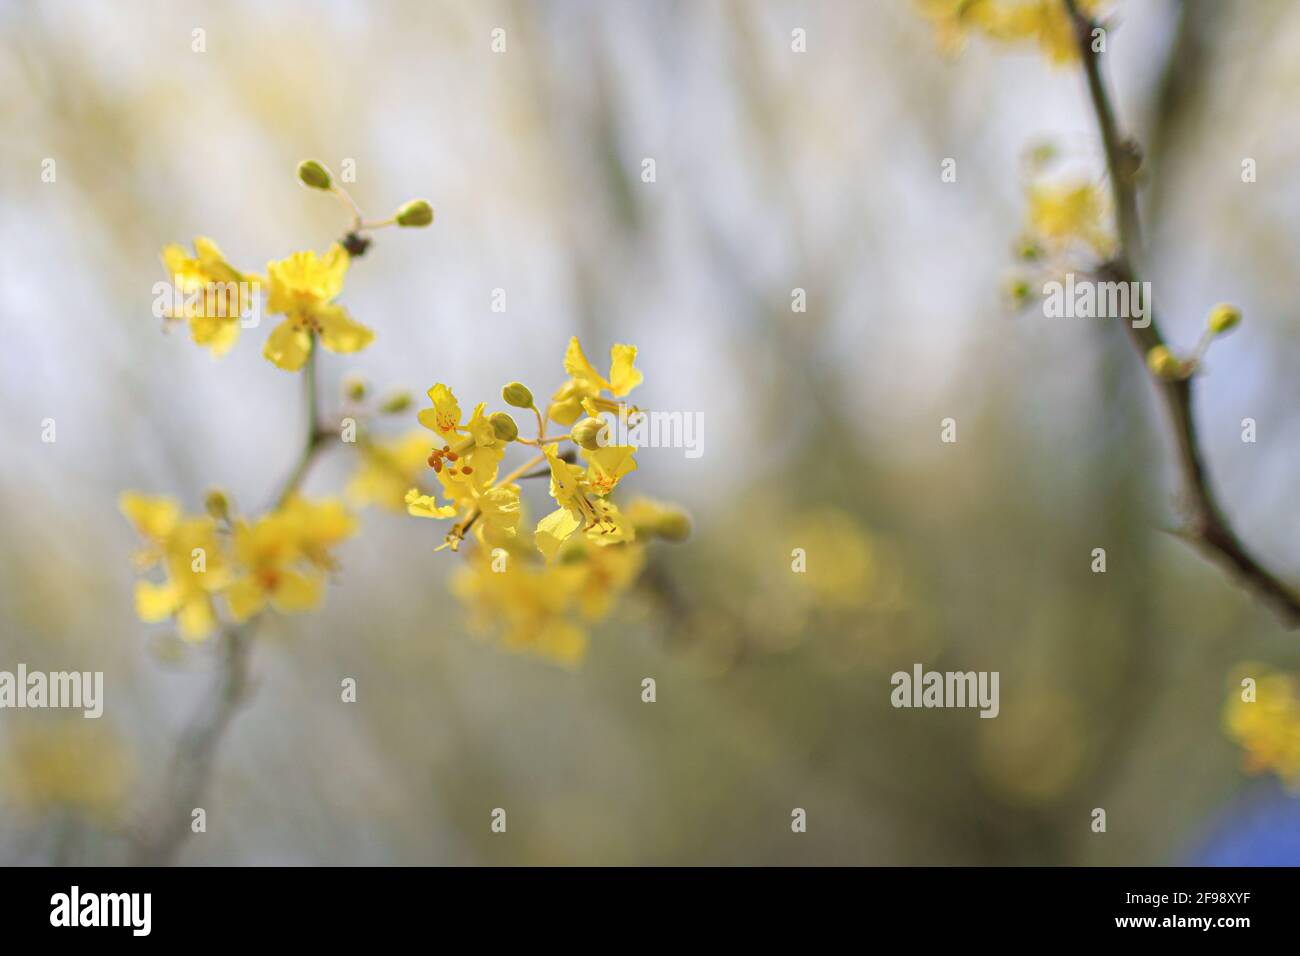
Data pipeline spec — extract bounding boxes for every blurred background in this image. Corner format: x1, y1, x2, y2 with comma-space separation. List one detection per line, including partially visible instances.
2, 0, 1300, 865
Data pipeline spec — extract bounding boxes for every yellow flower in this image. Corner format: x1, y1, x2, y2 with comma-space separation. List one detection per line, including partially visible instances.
916, 0, 1109, 64
583, 445, 637, 496
417, 383, 463, 442
347, 430, 435, 512
120, 492, 228, 641
263, 244, 373, 371
624, 497, 692, 541
278, 495, 359, 571
1, 721, 131, 823
548, 337, 643, 425
1026, 179, 1115, 259
160, 237, 258, 357
451, 538, 646, 666
535, 444, 631, 561
1224, 665, 1300, 788
225, 511, 321, 622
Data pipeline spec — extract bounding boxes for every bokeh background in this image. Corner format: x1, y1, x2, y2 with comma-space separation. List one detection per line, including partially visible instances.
3, 0, 1300, 865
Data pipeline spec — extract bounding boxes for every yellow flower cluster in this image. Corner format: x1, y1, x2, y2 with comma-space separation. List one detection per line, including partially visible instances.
1223, 665, 1300, 789
400, 337, 689, 662
133, 164, 684, 667
916, 0, 1110, 64
0, 721, 131, 824
158, 161, 431, 371
1025, 179, 1115, 260
120, 491, 357, 641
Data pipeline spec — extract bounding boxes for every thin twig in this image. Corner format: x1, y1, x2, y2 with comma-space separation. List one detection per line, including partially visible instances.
1063, 0, 1300, 628
134, 338, 333, 863
131, 625, 253, 864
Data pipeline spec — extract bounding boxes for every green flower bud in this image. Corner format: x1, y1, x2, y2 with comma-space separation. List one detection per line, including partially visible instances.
501, 382, 534, 409
490, 412, 519, 442
571, 417, 607, 450
1207, 303, 1241, 336
342, 374, 368, 403
379, 390, 413, 415
1146, 345, 1186, 381
297, 159, 332, 190
204, 488, 231, 521
654, 509, 692, 542
395, 199, 434, 227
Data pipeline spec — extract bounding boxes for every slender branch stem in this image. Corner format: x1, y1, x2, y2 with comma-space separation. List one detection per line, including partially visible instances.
135, 338, 331, 863
1064, 0, 1300, 627
275, 339, 324, 507
131, 625, 253, 864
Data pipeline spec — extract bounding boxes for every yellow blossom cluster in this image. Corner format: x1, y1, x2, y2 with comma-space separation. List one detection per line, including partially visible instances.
399, 337, 689, 662
157, 161, 431, 371
916, 0, 1110, 64
1223, 665, 1300, 789
120, 491, 357, 641
0, 721, 131, 824
131, 163, 683, 667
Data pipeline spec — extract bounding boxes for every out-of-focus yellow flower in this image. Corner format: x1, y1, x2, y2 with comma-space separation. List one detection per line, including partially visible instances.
625, 497, 692, 542
452, 538, 645, 666
916, 0, 1109, 64
263, 244, 373, 371
279, 496, 359, 572
120, 492, 228, 642
224, 497, 355, 621
226, 511, 320, 621
548, 337, 643, 425
1027, 179, 1115, 259
1, 721, 131, 823
347, 431, 435, 512
160, 237, 258, 357
1224, 664, 1300, 788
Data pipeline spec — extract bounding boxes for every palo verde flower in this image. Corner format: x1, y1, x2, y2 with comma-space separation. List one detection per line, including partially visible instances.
916, 0, 1110, 64
263, 244, 373, 371
225, 497, 356, 621
347, 430, 436, 512
535, 443, 631, 561
160, 237, 259, 357
279, 495, 359, 571
1026, 179, 1115, 259
1224, 665, 1300, 789
226, 512, 320, 621
548, 337, 643, 425
452, 536, 646, 666
1, 721, 132, 824
120, 492, 229, 641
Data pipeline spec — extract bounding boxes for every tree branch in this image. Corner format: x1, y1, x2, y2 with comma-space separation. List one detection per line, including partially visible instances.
1064, 0, 1300, 628
133, 337, 332, 863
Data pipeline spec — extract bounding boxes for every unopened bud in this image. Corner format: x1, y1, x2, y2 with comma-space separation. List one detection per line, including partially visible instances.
297, 159, 332, 190
502, 382, 534, 409
1207, 303, 1241, 336
490, 412, 519, 442
342, 374, 368, 403
571, 417, 607, 450
204, 488, 231, 521
395, 199, 434, 227
1146, 345, 1186, 380
379, 390, 412, 414
654, 509, 691, 542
